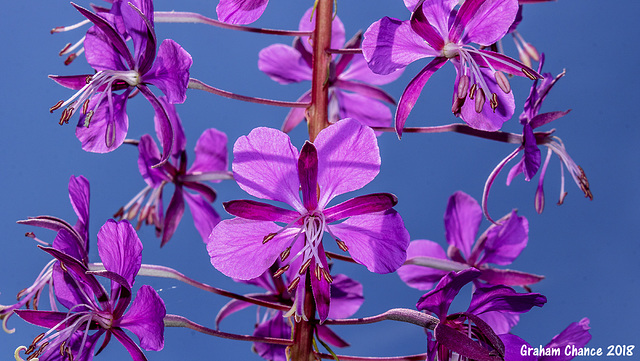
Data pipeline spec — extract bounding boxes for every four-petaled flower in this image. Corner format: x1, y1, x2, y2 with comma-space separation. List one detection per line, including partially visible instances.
49, 0, 192, 166
259, 7, 402, 133
115, 97, 230, 246
362, 0, 542, 136
207, 118, 409, 321
15, 220, 165, 361
418, 268, 546, 361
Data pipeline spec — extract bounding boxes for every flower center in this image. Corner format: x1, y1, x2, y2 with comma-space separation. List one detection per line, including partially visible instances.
442, 42, 461, 59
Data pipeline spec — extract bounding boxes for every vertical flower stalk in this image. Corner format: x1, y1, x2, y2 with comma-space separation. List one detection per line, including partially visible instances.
307, 0, 333, 142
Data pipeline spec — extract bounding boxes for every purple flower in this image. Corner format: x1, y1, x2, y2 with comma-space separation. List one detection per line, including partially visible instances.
216, 270, 364, 361
115, 98, 229, 246
1, 176, 90, 332
207, 118, 410, 321
398, 191, 543, 293
417, 269, 546, 361
15, 220, 165, 361
216, 0, 269, 25
362, 0, 542, 136
259, 8, 402, 133
483, 55, 591, 218
500, 318, 591, 361
49, 0, 192, 166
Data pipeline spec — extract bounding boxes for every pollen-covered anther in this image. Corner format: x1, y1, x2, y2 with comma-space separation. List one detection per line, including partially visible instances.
59, 342, 66, 357
475, 89, 486, 113
81, 99, 90, 115
299, 258, 312, 275
314, 264, 322, 281
84, 110, 94, 127
273, 264, 290, 278
49, 100, 64, 113
336, 239, 348, 252
280, 247, 291, 262
263, 233, 277, 244
322, 268, 333, 283
457, 75, 470, 99
578, 166, 593, 200
58, 43, 72, 56
64, 54, 78, 66
521, 67, 537, 80
468, 83, 477, 100
30, 333, 45, 350
287, 277, 300, 292
60, 262, 68, 272
85, 75, 93, 84
490, 93, 498, 112
494, 71, 511, 94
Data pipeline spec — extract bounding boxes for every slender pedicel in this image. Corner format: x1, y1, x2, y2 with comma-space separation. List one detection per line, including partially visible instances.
188, 79, 310, 108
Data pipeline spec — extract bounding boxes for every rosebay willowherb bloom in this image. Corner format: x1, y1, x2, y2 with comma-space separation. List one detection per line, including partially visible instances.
500, 318, 591, 361
216, 269, 364, 361
398, 191, 543, 292
207, 118, 410, 322
362, 0, 542, 136
49, 0, 192, 166
115, 98, 230, 246
1, 176, 90, 333
418, 269, 546, 361
259, 8, 402, 133
14, 220, 165, 361
216, 0, 269, 25
483, 55, 591, 219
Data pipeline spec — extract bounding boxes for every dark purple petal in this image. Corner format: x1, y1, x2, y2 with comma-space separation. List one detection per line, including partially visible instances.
459, 0, 519, 46
363, 17, 439, 75
434, 322, 502, 361
299, 141, 319, 211
232, 126, 303, 212
499, 333, 537, 361
142, 39, 192, 104
478, 268, 544, 287
14, 309, 70, 329
397, 240, 449, 290
215, 297, 257, 328
84, 24, 128, 71
119, 285, 166, 351
328, 274, 364, 319
52, 225, 85, 263
396, 57, 448, 137
154, 97, 186, 158
216, 0, 269, 25
467, 283, 546, 315
137, 135, 168, 187
329, 210, 409, 274
208, 218, 299, 280
416, 268, 481, 318
339, 55, 404, 85
111, 328, 149, 361
521, 123, 541, 180
420, 0, 458, 36
69, 175, 90, 246
478, 211, 528, 266
97, 219, 143, 288
49, 74, 94, 90
258, 44, 312, 84
541, 318, 591, 361
188, 128, 228, 174
334, 80, 396, 105
530, 110, 571, 129
460, 312, 506, 359
478, 310, 520, 335
317, 325, 350, 348
139, 85, 173, 167
161, 186, 185, 247
183, 181, 217, 203
444, 191, 482, 260
253, 313, 290, 361
223, 199, 300, 222
314, 118, 381, 206
411, 1, 445, 50
183, 192, 221, 243
311, 246, 332, 322
324, 193, 397, 223
120, 0, 156, 73
76, 91, 130, 154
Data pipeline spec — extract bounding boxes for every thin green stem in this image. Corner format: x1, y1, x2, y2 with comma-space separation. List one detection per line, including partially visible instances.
154, 11, 312, 36
188, 78, 310, 108
164, 314, 293, 345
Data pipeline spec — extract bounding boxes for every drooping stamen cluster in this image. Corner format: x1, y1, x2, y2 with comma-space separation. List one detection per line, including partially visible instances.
50, 70, 140, 128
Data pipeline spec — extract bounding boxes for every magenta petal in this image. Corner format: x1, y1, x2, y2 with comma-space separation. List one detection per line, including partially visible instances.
396, 57, 448, 137
258, 44, 312, 84
223, 199, 300, 222
340, 56, 404, 86
478, 310, 520, 335
97, 219, 143, 288
139, 86, 173, 167
478, 211, 528, 266
282, 91, 311, 133
232, 127, 303, 212
324, 193, 397, 223
111, 328, 148, 361
183, 192, 221, 243
335, 91, 393, 131
50, 74, 94, 90
299, 141, 319, 211
543, 318, 592, 361
69, 175, 90, 246
13, 309, 69, 329
311, 249, 332, 322
363, 17, 439, 75
435, 321, 502, 361
467, 284, 546, 315
216, 0, 269, 25
530, 110, 571, 129
137, 135, 168, 187
82, 18, 130, 71
142, 39, 192, 104
478, 268, 544, 287
76, 92, 129, 154
416, 268, 481, 318
444, 191, 482, 260
189, 128, 228, 174
253, 313, 290, 361
328, 274, 364, 319
317, 324, 350, 348
500, 334, 537, 361
208, 218, 298, 280
119, 285, 166, 351
120, 0, 156, 73
161, 186, 185, 247
154, 97, 186, 159
411, 2, 445, 50
397, 240, 449, 290
329, 210, 409, 274
314, 118, 381, 206
334, 80, 396, 105
420, 0, 459, 37
459, 0, 519, 46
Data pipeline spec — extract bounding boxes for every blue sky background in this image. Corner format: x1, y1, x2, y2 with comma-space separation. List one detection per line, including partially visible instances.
1, 0, 639, 359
